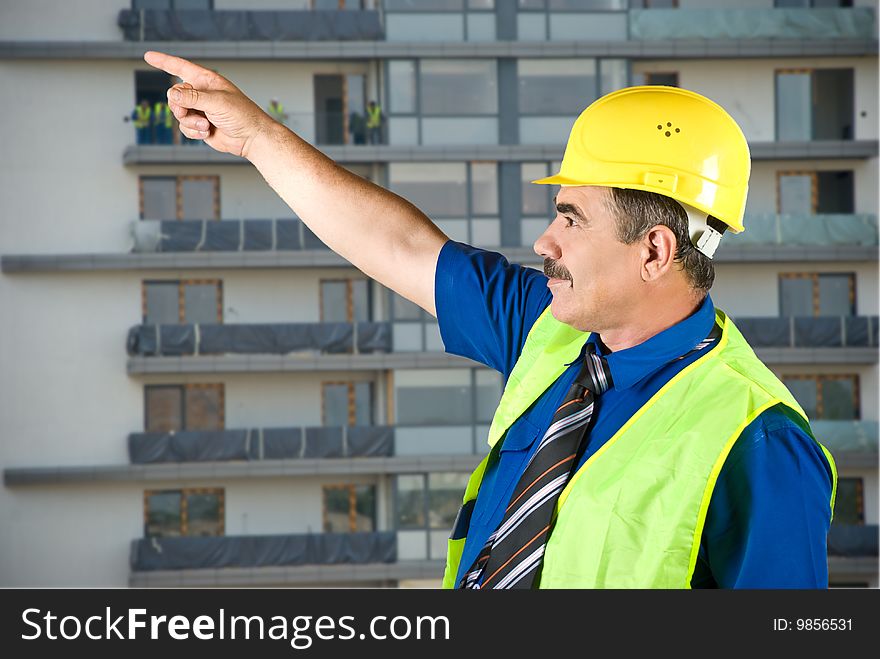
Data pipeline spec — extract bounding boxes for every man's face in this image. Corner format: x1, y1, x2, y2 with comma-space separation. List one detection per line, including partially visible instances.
533, 186, 643, 332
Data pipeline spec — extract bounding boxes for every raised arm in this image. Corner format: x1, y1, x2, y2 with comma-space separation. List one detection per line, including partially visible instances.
144, 51, 448, 316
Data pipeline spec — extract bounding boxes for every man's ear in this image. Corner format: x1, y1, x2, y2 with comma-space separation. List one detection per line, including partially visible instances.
639, 225, 678, 282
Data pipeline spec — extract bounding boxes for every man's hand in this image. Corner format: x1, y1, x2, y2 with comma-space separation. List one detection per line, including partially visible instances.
143, 50, 274, 159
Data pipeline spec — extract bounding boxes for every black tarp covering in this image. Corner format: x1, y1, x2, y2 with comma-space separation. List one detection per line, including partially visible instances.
131, 532, 397, 571
827, 524, 878, 557
126, 322, 392, 356
118, 9, 384, 41
734, 316, 878, 348
128, 425, 394, 464
146, 220, 329, 253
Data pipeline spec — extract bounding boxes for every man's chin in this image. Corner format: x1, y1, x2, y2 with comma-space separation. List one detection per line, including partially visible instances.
549, 297, 591, 332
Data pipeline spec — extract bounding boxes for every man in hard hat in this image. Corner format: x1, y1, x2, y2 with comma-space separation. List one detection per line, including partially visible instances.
144, 51, 836, 589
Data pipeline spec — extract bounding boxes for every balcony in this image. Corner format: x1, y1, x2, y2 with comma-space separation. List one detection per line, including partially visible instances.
117, 9, 383, 42
131, 531, 395, 572
629, 7, 876, 41
812, 421, 878, 469
126, 322, 391, 357
733, 316, 878, 350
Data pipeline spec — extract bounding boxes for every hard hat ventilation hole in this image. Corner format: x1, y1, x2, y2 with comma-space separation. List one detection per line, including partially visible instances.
657, 121, 681, 138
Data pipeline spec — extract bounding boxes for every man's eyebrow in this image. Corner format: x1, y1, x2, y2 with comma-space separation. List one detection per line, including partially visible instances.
554, 196, 588, 223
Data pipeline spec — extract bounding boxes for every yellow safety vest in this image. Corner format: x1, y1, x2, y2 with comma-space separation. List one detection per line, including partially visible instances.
153, 102, 172, 128
133, 105, 151, 129
442, 307, 837, 588
366, 104, 382, 128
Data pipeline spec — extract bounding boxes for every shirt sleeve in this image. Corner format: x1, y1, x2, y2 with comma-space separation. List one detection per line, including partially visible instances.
698, 404, 835, 589
434, 240, 552, 377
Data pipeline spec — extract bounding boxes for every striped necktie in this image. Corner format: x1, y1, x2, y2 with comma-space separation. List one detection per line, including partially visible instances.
459, 342, 613, 589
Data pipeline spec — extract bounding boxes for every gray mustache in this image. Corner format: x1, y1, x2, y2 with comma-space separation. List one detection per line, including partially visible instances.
543, 258, 572, 282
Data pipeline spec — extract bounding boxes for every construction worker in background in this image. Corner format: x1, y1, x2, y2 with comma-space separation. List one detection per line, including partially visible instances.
267, 97, 288, 125
130, 98, 152, 144
145, 51, 837, 589
153, 100, 173, 145
366, 100, 382, 144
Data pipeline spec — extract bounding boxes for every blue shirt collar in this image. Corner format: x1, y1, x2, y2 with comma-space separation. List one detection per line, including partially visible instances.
587, 294, 717, 392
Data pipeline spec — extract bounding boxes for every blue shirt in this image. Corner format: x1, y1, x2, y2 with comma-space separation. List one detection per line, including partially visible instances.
434, 241, 834, 589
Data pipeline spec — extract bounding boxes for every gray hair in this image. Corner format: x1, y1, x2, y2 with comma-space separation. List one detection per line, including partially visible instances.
606, 187, 715, 293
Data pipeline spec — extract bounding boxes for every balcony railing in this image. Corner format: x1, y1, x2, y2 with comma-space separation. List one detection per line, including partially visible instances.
126, 322, 391, 357
118, 9, 383, 41
131, 531, 396, 572
629, 8, 876, 41
729, 214, 878, 248
129, 425, 393, 464
734, 316, 878, 349
131, 219, 330, 253
812, 421, 878, 454
827, 525, 878, 558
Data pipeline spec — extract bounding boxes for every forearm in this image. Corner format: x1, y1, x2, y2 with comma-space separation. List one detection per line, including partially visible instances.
246, 122, 447, 315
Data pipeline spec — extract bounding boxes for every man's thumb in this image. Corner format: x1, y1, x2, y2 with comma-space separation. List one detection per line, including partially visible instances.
169, 82, 215, 111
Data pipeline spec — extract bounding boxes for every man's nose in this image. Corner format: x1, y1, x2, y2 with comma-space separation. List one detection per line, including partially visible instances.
533, 222, 560, 260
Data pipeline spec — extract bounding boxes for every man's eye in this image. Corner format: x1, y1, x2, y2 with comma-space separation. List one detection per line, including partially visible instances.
564, 217, 576, 227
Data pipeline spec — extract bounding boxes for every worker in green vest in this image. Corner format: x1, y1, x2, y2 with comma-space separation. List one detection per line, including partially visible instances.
130, 98, 152, 145
267, 97, 288, 125
146, 51, 837, 588
153, 100, 173, 145
366, 100, 382, 144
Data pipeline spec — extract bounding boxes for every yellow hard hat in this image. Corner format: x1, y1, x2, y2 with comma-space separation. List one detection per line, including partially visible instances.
533, 85, 750, 234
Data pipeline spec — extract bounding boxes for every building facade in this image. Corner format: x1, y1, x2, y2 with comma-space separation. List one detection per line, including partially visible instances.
0, 0, 877, 587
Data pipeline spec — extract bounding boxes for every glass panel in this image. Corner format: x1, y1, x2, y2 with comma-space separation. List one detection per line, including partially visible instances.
421, 118, 498, 145
518, 59, 597, 115
324, 487, 352, 533
549, 12, 627, 40
428, 473, 470, 529
816, 171, 854, 214
396, 370, 472, 425
643, 72, 678, 87
346, 74, 366, 145
519, 0, 546, 8
517, 13, 546, 40
145, 281, 180, 324
420, 60, 497, 115
397, 530, 428, 560
548, 0, 626, 7
470, 162, 498, 215
600, 59, 628, 95
779, 277, 813, 317
388, 117, 419, 145
776, 72, 812, 141
186, 492, 222, 536
145, 491, 181, 537
384, 0, 464, 8
779, 174, 814, 215
388, 61, 417, 114
833, 478, 864, 525
471, 218, 500, 247
519, 116, 576, 144
141, 178, 176, 220
396, 475, 426, 529
475, 370, 502, 424
185, 386, 222, 431
469, 0, 495, 7
817, 274, 853, 316
467, 13, 496, 41
352, 279, 370, 322
392, 322, 423, 351
183, 283, 219, 324
321, 280, 349, 322
324, 383, 350, 426
180, 178, 217, 220
394, 426, 472, 455
393, 293, 424, 321
354, 382, 373, 425
783, 378, 818, 419
522, 217, 550, 247
521, 163, 550, 215
434, 218, 470, 242
822, 378, 856, 420
354, 485, 376, 532
389, 163, 468, 217
145, 386, 183, 433
386, 14, 464, 41
813, 69, 854, 141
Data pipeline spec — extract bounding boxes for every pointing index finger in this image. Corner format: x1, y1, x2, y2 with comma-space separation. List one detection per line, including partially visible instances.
144, 51, 215, 88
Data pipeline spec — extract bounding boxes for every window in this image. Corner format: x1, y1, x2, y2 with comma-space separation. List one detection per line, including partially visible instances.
833, 477, 864, 525
518, 59, 597, 116
779, 273, 855, 317
782, 375, 859, 420
143, 279, 223, 324
420, 60, 497, 115
323, 484, 376, 533
140, 175, 220, 220
320, 279, 371, 322
427, 473, 470, 529
394, 368, 501, 426
322, 381, 373, 426
520, 160, 563, 246
776, 69, 854, 141
133, 1, 213, 8
144, 488, 224, 538
642, 72, 679, 87
775, 0, 852, 7
145, 383, 224, 432
777, 171, 854, 214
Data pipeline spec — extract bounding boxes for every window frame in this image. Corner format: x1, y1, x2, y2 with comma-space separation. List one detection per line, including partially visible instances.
143, 487, 225, 537
781, 373, 860, 420
144, 382, 225, 432
778, 272, 856, 317
139, 175, 220, 221
322, 483, 377, 533
142, 278, 224, 324
321, 381, 374, 426
777, 170, 819, 214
